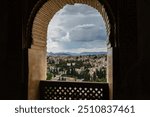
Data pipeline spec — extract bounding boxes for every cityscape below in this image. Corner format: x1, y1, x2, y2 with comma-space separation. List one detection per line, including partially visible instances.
47, 52, 107, 82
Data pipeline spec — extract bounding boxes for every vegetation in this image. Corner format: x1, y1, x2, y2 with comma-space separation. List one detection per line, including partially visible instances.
46, 72, 52, 80
47, 55, 107, 82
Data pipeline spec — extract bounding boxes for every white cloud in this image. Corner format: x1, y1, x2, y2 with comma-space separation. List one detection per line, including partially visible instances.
72, 24, 95, 30
69, 47, 107, 53
47, 4, 107, 53
61, 32, 70, 42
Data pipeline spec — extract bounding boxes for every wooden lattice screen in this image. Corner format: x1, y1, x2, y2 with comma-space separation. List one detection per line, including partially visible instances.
39, 81, 109, 100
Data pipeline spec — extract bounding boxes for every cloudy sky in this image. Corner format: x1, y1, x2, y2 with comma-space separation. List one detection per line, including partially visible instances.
47, 3, 107, 53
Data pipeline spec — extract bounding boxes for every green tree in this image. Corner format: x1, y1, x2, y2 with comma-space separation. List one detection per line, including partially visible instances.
47, 73, 52, 80
93, 72, 97, 81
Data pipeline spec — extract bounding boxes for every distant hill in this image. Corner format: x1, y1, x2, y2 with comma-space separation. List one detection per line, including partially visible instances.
47, 52, 70, 56
47, 52, 107, 56
80, 52, 107, 55
47, 52, 55, 56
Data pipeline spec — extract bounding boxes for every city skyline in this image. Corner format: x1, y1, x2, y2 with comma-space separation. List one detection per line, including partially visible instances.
47, 54, 107, 82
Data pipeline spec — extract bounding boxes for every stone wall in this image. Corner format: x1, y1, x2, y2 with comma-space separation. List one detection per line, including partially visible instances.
28, 48, 46, 99
31, 0, 111, 49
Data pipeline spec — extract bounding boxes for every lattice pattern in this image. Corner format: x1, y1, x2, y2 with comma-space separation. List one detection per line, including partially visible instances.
40, 81, 109, 100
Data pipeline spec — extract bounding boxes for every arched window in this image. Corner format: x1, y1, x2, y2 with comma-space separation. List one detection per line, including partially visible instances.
27, 0, 114, 100
47, 4, 108, 83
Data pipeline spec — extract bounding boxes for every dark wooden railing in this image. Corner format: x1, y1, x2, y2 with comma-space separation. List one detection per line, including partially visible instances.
39, 80, 109, 100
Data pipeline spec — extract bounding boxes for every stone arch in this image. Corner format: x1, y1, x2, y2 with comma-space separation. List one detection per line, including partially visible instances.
27, 0, 115, 99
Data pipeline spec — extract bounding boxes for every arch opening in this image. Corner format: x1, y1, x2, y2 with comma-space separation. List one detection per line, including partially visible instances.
47, 3, 108, 83
27, 0, 114, 99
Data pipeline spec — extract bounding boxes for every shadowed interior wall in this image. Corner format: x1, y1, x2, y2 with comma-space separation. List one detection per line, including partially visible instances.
0, 0, 150, 99
120, 0, 150, 99
0, 1, 23, 99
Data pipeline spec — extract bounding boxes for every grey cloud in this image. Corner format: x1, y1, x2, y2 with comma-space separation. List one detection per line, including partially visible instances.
69, 24, 106, 42
60, 4, 98, 16
48, 28, 67, 42
47, 4, 107, 53
61, 40, 106, 50
58, 14, 105, 31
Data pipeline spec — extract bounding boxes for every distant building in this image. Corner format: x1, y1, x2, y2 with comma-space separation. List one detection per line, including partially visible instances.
67, 63, 71, 66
